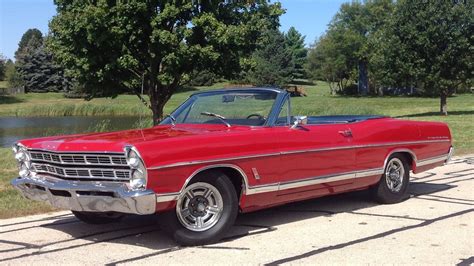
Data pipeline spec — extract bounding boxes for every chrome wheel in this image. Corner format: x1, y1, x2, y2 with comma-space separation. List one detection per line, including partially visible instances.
176, 182, 224, 232
385, 158, 405, 193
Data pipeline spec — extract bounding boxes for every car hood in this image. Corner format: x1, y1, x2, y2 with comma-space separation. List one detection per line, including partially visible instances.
20, 124, 243, 153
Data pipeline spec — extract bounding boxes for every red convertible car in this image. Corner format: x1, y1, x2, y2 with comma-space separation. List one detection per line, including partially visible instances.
12, 88, 453, 245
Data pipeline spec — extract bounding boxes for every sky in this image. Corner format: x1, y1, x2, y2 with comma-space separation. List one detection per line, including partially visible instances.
0, 0, 345, 60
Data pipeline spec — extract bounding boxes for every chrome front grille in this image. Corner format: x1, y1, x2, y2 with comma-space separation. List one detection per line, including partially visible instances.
29, 151, 128, 166
29, 150, 130, 182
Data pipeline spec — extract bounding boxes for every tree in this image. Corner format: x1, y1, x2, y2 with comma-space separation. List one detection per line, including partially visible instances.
12, 28, 46, 89
15, 29, 43, 62
12, 29, 68, 92
17, 44, 69, 92
0, 54, 7, 80
49, 0, 284, 125
321, 0, 394, 95
306, 30, 361, 95
246, 30, 295, 87
5, 60, 22, 88
284, 27, 307, 80
374, 0, 472, 115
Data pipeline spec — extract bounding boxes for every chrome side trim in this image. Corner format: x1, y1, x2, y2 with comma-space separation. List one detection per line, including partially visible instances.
155, 167, 385, 200
417, 154, 449, 167
155, 164, 251, 203
148, 139, 450, 170
252, 168, 261, 180
280, 140, 447, 156
446, 146, 454, 164
156, 192, 180, 203
149, 152, 281, 170
152, 149, 451, 203
355, 168, 385, 178
275, 168, 383, 192
246, 183, 279, 195
382, 148, 418, 172
155, 167, 384, 200
277, 171, 357, 191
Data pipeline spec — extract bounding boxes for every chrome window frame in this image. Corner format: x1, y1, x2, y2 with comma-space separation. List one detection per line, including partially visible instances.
160, 88, 290, 127
269, 93, 291, 127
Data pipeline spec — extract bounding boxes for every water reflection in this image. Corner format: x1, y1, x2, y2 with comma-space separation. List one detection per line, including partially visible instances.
0, 116, 143, 147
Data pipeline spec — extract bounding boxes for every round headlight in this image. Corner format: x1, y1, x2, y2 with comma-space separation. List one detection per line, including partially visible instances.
12, 143, 20, 154
13, 143, 29, 162
19, 162, 31, 178
124, 145, 147, 190
130, 170, 146, 190
15, 151, 27, 161
127, 150, 140, 168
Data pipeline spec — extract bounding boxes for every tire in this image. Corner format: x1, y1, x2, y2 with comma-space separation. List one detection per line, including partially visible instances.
371, 154, 410, 204
159, 171, 238, 246
72, 211, 124, 224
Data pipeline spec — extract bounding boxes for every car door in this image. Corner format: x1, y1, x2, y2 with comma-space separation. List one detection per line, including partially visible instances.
273, 122, 356, 202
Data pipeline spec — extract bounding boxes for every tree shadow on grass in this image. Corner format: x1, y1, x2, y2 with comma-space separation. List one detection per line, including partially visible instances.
0, 95, 24, 104
395, 110, 474, 118
290, 79, 316, 86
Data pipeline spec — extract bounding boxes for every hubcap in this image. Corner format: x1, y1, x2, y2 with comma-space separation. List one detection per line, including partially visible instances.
176, 182, 223, 232
385, 158, 405, 192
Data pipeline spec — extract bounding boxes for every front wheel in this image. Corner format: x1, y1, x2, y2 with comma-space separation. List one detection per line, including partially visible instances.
371, 155, 410, 204
159, 171, 238, 246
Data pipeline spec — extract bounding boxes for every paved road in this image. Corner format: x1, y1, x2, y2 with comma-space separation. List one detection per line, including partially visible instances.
1, 156, 473, 265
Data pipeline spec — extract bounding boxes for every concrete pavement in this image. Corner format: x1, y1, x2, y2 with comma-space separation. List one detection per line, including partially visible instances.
1, 155, 473, 265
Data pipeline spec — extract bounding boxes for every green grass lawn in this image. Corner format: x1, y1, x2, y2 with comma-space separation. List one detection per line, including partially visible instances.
0, 81, 8, 89
0, 148, 56, 218
0, 82, 227, 117
0, 81, 472, 218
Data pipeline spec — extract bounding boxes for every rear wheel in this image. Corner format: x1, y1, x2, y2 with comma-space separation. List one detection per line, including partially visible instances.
372, 155, 410, 204
72, 211, 123, 224
159, 171, 238, 246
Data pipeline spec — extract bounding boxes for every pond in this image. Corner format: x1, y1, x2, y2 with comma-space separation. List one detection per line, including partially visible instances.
0, 116, 145, 148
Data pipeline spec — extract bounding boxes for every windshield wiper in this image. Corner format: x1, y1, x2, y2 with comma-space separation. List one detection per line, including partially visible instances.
165, 114, 176, 126
200, 112, 231, 128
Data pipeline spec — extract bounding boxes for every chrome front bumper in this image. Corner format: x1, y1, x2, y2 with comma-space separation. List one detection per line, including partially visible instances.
12, 176, 156, 215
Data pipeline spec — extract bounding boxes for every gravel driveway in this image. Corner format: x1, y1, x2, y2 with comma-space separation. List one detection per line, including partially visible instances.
1, 155, 473, 265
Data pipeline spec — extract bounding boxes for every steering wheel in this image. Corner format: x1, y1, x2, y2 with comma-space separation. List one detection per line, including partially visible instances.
246, 114, 264, 120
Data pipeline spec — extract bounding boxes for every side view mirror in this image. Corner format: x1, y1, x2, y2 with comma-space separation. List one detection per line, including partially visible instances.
291, 115, 308, 129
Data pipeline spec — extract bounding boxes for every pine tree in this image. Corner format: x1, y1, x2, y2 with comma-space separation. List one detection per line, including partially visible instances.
285, 27, 307, 80
247, 30, 295, 87
18, 45, 68, 92
15, 29, 43, 63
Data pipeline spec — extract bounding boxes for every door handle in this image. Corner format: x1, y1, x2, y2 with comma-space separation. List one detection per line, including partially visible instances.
338, 130, 353, 137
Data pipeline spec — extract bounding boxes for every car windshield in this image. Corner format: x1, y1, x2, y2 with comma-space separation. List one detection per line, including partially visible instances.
162, 90, 279, 126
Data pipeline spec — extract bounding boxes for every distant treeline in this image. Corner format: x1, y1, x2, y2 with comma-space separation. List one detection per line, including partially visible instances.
0, 0, 471, 118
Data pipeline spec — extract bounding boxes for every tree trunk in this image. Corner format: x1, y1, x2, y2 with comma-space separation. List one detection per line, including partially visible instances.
327, 81, 336, 95
378, 87, 384, 96
148, 82, 176, 126
150, 99, 165, 125
358, 60, 368, 96
149, 88, 172, 126
440, 91, 448, 116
